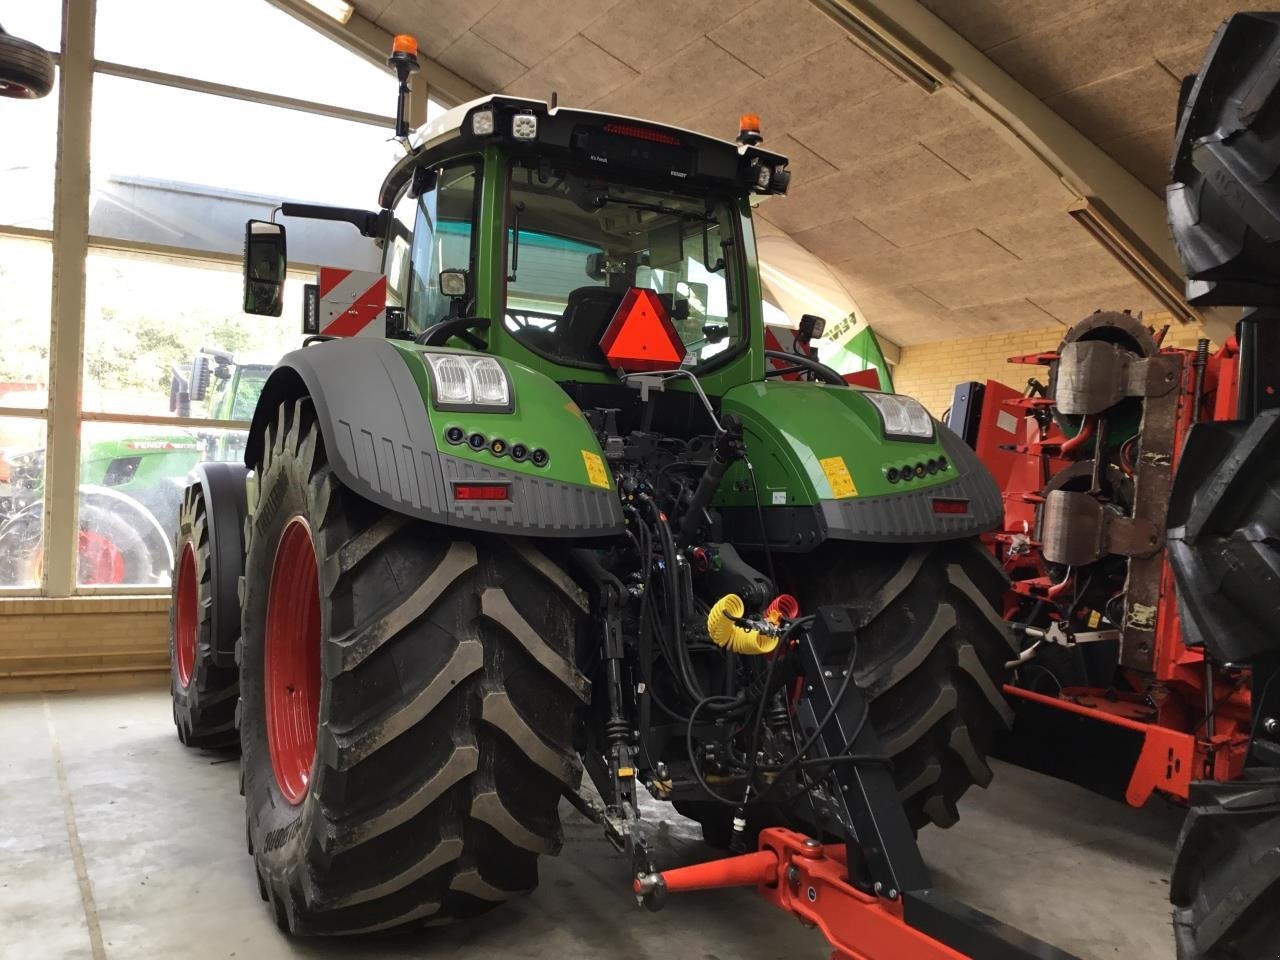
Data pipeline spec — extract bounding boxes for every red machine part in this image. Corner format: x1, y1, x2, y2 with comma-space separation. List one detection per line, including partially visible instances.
647, 828, 968, 960
981, 334, 1251, 803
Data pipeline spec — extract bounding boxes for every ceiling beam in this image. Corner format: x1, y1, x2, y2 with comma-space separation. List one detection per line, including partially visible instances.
265, 0, 483, 108
809, 0, 1235, 343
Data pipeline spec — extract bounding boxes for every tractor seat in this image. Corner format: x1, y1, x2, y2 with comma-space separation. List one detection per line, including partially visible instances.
557, 286, 624, 363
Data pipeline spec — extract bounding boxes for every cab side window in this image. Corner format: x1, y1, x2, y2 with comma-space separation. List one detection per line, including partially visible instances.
384, 162, 479, 336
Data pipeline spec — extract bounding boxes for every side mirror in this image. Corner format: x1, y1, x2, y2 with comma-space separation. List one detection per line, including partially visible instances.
189, 354, 211, 402
243, 220, 287, 316
439, 268, 469, 298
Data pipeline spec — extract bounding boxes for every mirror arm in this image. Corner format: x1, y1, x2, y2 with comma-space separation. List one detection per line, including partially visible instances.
280, 203, 390, 239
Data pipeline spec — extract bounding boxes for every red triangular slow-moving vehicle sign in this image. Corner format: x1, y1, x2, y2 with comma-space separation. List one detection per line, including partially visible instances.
598, 288, 687, 372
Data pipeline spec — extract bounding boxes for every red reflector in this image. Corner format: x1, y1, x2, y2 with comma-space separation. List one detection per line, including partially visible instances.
453, 483, 510, 501
599, 288, 687, 372
602, 122, 681, 146
932, 498, 969, 515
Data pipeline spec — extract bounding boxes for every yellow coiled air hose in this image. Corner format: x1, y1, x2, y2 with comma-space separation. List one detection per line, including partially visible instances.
706, 593, 777, 655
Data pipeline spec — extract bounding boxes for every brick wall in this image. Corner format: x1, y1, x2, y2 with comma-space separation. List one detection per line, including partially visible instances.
892, 312, 1213, 416
0, 597, 169, 694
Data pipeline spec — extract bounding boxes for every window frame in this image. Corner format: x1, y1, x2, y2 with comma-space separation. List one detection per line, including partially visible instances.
0, 0, 457, 597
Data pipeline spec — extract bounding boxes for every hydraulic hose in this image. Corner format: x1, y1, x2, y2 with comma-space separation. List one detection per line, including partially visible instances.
707, 594, 778, 655
676, 414, 741, 549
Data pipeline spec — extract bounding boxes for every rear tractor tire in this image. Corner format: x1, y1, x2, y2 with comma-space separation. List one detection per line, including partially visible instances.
794, 539, 1017, 831
681, 540, 1015, 847
239, 397, 589, 935
170, 484, 239, 748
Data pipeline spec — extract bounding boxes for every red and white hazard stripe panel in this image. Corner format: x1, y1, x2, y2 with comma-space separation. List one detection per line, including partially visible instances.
318, 268, 388, 338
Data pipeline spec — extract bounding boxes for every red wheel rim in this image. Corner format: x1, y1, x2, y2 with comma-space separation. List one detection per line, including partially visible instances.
264, 517, 322, 805
79, 530, 125, 584
174, 543, 198, 688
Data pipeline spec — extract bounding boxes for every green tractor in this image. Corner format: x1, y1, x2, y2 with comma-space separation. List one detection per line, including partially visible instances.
0, 347, 268, 586
170, 52, 1016, 939
0, 425, 196, 585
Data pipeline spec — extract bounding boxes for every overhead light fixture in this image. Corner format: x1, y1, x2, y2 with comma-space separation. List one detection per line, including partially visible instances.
807, 0, 942, 93
1068, 198, 1202, 326
300, 0, 355, 24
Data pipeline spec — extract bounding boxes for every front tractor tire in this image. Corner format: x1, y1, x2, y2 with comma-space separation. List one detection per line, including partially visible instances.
239, 398, 589, 935
797, 539, 1016, 831
170, 484, 239, 748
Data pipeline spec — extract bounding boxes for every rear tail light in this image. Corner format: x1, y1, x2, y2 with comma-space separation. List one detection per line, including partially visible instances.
932, 498, 970, 515
454, 483, 510, 501
602, 122, 680, 145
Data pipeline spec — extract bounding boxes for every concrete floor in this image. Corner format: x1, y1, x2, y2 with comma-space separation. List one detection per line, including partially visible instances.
1, 689, 1184, 960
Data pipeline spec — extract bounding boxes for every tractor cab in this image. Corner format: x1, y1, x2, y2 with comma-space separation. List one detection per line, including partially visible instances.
379, 96, 793, 391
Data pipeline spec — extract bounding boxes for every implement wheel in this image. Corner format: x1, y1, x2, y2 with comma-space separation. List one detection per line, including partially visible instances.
239, 397, 589, 935
170, 485, 239, 748
1171, 774, 1280, 960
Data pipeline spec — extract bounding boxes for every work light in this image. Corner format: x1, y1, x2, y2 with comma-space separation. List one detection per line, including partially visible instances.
424, 354, 513, 411
864, 392, 934, 440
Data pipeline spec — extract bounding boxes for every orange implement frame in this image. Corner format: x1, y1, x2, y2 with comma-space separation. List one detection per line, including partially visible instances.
1003, 684, 1194, 805
650, 828, 969, 960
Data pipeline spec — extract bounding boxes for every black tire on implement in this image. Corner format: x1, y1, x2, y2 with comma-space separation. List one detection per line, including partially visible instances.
1170, 774, 1280, 960
170, 484, 239, 748
791, 539, 1016, 830
0, 29, 54, 99
239, 397, 589, 935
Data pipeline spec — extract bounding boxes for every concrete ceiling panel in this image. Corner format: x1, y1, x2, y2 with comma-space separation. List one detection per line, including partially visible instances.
1099, 124, 1176, 194
1028, 280, 1156, 325
1044, 61, 1182, 147
980, 211, 1095, 262
437, 29, 530, 90
581, 0, 756, 72
683, 39, 901, 142
790, 83, 971, 168
836, 228, 1021, 289
471, 0, 622, 69
503, 35, 638, 105
790, 212, 898, 265
986, 0, 1240, 100
856, 169, 1068, 248
916, 0, 1100, 53
920, 123, 1022, 180
376, 0, 502, 59
591, 37, 764, 126
708, 0, 838, 77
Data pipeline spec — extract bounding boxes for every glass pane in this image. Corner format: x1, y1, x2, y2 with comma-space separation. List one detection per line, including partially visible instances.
89, 73, 400, 262
0, 69, 58, 230
83, 250, 302, 417
1, 4, 62, 53
76, 422, 248, 588
403, 165, 478, 333
0, 236, 52, 408
503, 161, 741, 369
0, 416, 47, 588
95, 0, 392, 116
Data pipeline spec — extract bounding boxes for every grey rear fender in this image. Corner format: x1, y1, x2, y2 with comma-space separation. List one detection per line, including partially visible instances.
246, 338, 624, 538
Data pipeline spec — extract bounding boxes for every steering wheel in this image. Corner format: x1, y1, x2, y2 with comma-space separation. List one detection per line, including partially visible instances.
417, 317, 490, 349
763, 349, 846, 386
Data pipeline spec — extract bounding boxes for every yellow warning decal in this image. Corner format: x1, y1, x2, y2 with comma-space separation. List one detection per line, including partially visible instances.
582, 450, 611, 489
819, 456, 858, 499
1087, 608, 1101, 629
